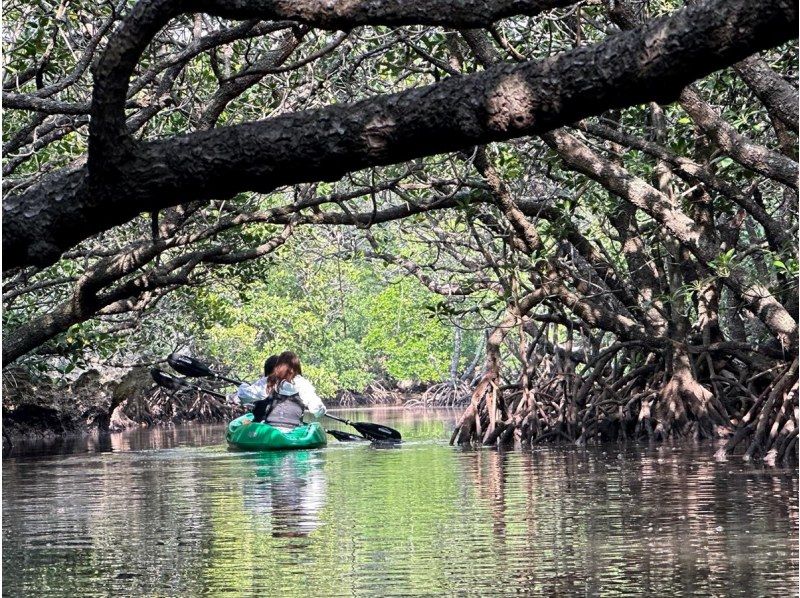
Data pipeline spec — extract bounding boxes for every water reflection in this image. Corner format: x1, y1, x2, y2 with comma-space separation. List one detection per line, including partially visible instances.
4, 423, 227, 459
240, 451, 327, 538
455, 444, 799, 596
460, 449, 510, 540
2, 410, 797, 597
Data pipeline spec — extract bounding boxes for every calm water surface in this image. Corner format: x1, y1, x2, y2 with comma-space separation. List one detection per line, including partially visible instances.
3, 408, 797, 596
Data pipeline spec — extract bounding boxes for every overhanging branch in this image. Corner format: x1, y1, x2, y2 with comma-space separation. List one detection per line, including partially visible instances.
3, 0, 797, 271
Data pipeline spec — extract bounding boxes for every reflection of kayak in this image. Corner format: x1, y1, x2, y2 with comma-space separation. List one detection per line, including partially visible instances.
241, 447, 328, 537
226, 414, 327, 450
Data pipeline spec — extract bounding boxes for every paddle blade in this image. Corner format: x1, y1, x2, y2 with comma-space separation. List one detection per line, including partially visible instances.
351, 421, 402, 442
168, 353, 214, 378
151, 368, 228, 399
151, 368, 185, 391
326, 429, 367, 442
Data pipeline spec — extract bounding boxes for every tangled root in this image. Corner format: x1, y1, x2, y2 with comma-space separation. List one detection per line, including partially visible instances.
450, 349, 797, 466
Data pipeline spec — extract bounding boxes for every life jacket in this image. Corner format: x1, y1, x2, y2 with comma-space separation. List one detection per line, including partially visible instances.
253, 383, 305, 429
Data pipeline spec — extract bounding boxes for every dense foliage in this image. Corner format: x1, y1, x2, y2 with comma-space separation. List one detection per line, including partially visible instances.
191, 244, 479, 395
2, 0, 797, 463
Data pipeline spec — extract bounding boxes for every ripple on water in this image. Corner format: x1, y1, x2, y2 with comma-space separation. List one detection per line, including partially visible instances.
3, 412, 798, 597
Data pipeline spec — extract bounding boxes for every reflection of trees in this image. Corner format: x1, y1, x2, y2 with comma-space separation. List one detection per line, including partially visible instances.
455, 444, 797, 595
2, 429, 797, 596
108, 423, 224, 452
464, 449, 508, 541
2, 448, 213, 595
7, 423, 227, 457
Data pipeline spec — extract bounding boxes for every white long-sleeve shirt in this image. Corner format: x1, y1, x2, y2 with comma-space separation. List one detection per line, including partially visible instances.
237, 375, 327, 418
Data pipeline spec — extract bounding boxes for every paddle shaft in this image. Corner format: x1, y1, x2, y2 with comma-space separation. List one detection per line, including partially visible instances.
323, 413, 353, 426
183, 383, 227, 400
213, 373, 243, 386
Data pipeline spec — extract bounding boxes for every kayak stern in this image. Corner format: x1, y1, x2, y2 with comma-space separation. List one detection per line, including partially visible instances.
226, 414, 327, 450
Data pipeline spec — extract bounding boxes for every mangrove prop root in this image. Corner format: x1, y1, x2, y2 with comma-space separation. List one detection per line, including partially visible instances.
450, 350, 798, 466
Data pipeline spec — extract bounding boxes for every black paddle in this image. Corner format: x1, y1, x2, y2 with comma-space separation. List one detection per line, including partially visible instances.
321, 413, 402, 442
167, 353, 402, 442
167, 353, 241, 385
151, 368, 364, 442
326, 429, 368, 442
151, 368, 228, 399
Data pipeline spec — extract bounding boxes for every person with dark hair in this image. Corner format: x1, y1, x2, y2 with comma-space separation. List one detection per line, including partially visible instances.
244, 354, 279, 423
237, 351, 326, 430
263, 355, 279, 378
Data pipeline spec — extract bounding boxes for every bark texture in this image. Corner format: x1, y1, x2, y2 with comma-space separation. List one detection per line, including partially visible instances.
4, 0, 797, 269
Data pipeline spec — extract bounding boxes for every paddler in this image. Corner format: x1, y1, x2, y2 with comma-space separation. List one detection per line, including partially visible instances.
237, 351, 327, 431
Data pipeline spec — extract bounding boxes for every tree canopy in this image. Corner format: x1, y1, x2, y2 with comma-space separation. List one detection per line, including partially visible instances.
3, 0, 798, 462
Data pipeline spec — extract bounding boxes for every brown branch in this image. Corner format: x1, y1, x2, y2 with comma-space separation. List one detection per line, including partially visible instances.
5, 0, 795, 270
679, 86, 798, 189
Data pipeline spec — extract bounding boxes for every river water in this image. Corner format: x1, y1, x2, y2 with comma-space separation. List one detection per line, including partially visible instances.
3, 408, 797, 597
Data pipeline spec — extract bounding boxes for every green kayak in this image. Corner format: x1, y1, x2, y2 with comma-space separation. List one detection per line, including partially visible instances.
226, 413, 327, 451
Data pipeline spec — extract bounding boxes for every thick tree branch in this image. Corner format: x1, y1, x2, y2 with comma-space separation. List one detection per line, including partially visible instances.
734, 55, 799, 131
4, 0, 797, 270
679, 86, 798, 189
1, 223, 292, 364
580, 120, 794, 251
